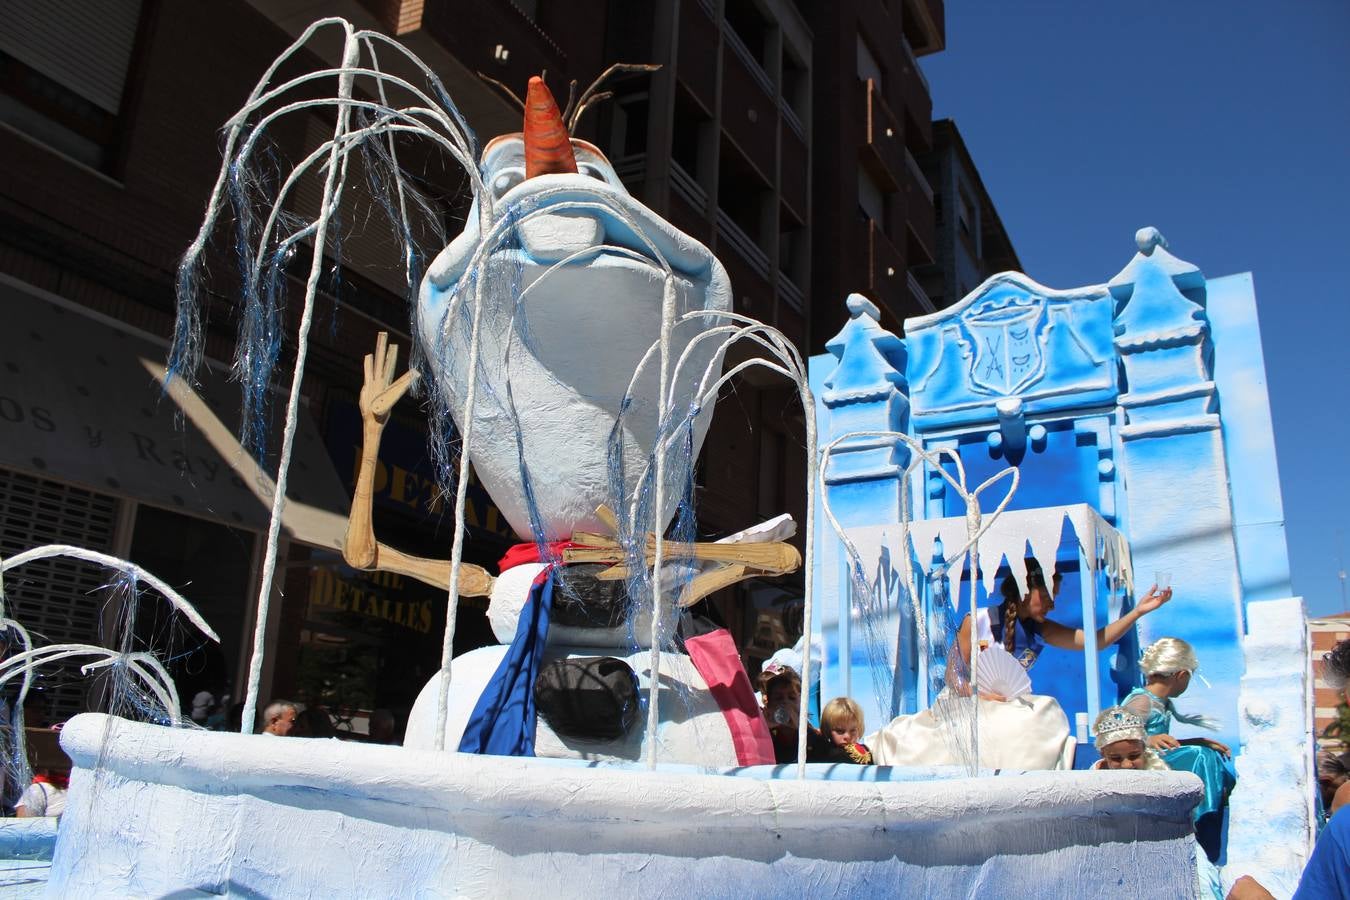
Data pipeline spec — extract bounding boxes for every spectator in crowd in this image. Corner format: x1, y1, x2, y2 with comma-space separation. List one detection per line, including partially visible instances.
1089, 706, 1167, 770
260, 700, 298, 736
226, 702, 246, 734
817, 697, 871, 765
368, 709, 396, 744
1318, 751, 1350, 817
14, 768, 67, 818
761, 670, 831, 764
1294, 805, 1350, 899
299, 705, 338, 739
1319, 638, 1350, 818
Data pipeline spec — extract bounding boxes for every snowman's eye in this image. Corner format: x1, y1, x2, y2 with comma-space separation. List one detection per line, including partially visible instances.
492, 168, 525, 198
578, 163, 608, 182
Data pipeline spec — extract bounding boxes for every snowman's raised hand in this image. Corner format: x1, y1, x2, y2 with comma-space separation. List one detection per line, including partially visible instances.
360, 331, 419, 425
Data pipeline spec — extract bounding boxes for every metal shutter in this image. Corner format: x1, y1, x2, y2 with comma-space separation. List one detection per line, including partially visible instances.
0, 0, 143, 113
0, 468, 118, 721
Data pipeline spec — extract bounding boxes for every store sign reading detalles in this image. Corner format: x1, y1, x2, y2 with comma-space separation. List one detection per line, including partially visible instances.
306, 564, 434, 634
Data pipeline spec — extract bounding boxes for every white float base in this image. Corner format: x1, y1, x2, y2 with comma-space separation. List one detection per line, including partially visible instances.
50, 714, 1205, 898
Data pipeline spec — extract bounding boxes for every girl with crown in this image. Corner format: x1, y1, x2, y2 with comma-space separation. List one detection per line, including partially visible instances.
1089, 706, 1168, 770
1124, 637, 1236, 860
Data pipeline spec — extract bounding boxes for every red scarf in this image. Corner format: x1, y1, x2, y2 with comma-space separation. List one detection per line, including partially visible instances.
33, 773, 69, 790
497, 540, 595, 572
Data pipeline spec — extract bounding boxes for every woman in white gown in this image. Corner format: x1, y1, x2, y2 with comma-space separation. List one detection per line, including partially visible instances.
870, 559, 1173, 769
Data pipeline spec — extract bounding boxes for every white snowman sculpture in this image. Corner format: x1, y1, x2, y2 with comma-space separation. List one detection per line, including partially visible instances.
342, 75, 798, 766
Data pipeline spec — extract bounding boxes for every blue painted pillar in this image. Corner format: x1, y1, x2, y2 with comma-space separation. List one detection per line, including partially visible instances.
810, 294, 911, 727
1112, 228, 1244, 750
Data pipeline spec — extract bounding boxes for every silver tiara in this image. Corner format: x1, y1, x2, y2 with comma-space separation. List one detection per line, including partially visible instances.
1094, 706, 1146, 750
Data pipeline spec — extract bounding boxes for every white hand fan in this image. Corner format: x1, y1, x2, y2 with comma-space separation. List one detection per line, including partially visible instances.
975, 645, 1032, 700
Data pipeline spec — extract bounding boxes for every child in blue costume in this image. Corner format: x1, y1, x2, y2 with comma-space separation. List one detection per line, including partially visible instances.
1124, 637, 1235, 861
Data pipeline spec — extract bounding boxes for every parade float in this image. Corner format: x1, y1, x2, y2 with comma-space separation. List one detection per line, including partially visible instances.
0, 18, 1315, 898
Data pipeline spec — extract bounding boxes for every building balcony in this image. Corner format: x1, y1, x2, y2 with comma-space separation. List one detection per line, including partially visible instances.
903, 0, 946, 56
780, 116, 808, 221
858, 78, 906, 193
903, 151, 936, 266
613, 153, 646, 192
421, 0, 567, 100
677, 0, 718, 112
721, 34, 776, 175
778, 270, 805, 314
908, 270, 936, 313
716, 208, 771, 281
863, 218, 909, 320
670, 159, 708, 213
896, 56, 933, 151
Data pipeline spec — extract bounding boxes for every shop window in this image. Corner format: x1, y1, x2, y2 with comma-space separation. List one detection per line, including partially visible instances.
0, 468, 118, 723
126, 505, 255, 715
276, 545, 495, 739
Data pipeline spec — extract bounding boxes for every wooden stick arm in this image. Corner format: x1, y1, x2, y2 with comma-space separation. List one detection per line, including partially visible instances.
561, 536, 801, 574
342, 331, 495, 598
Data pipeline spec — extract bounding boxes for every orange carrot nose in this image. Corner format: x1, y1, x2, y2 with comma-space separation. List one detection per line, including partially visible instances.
523, 75, 578, 179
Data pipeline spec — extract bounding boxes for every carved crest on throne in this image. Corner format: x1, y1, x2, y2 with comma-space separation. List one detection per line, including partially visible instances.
961, 294, 1047, 395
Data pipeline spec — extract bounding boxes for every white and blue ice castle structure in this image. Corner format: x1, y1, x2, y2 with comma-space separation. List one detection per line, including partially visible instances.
14, 229, 1317, 898
810, 227, 1315, 891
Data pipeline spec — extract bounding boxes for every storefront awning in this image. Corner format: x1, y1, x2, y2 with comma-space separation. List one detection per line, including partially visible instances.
0, 276, 350, 550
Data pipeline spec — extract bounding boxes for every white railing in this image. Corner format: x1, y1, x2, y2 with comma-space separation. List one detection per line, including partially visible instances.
906, 148, 933, 202
723, 24, 774, 98
715, 209, 770, 279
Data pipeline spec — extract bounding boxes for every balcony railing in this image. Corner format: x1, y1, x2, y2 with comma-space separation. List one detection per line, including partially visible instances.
861, 78, 905, 191
908, 271, 936, 313
723, 23, 774, 98
716, 209, 770, 280
901, 35, 930, 94
905, 148, 933, 202
670, 159, 707, 211
612, 153, 646, 188
780, 98, 805, 142
778, 272, 805, 313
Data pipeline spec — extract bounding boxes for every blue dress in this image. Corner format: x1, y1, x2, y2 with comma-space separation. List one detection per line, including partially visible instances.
981, 605, 1046, 671
1123, 687, 1235, 820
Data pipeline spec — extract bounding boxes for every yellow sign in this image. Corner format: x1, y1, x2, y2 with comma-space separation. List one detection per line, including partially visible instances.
307, 565, 434, 634
352, 449, 512, 538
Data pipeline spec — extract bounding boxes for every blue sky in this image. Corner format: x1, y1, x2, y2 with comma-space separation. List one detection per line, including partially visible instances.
920, 2, 1350, 617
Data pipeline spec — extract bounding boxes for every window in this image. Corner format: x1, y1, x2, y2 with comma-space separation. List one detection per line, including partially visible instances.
0, 1, 144, 171
612, 93, 650, 160
857, 34, 884, 94
858, 168, 887, 229
958, 188, 977, 239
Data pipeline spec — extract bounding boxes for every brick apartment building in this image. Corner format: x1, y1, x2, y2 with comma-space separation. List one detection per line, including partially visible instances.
0, 0, 1017, 725
1312, 612, 1350, 750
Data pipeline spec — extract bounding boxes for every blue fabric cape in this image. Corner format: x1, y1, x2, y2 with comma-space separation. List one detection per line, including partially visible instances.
458, 568, 553, 756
